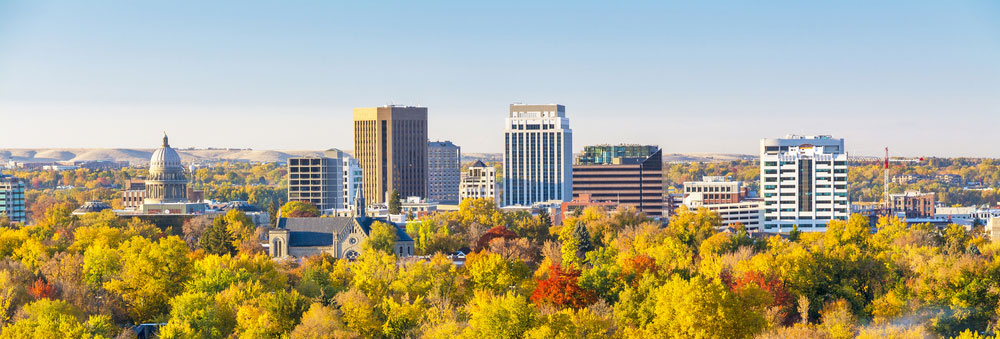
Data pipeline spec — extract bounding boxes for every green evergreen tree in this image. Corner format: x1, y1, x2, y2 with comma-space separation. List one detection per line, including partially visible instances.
788, 224, 801, 242
573, 222, 593, 253
538, 209, 552, 229
268, 200, 278, 226
388, 190, 402, 215
200, 218, 236, 255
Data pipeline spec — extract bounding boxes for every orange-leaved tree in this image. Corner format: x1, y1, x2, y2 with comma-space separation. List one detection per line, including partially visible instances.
531, 264, 594, 309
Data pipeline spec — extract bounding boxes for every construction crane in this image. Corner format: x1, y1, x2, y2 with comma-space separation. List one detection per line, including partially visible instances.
882, 147, 925, 211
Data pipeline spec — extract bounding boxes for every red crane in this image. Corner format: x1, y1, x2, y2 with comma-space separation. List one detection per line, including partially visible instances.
883, 147, 925, 211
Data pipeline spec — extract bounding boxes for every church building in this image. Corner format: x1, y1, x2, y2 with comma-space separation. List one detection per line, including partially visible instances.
268, 187, 414, 259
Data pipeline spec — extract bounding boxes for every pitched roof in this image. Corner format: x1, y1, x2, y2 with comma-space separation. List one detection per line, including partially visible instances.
471, 160, 487, 167
279, 217, 354, 247
278, 216, 412, 247
356, 217, 414, 242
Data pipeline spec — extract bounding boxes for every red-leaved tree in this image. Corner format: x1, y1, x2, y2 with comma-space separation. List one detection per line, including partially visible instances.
28, 278, 56, 299
621, 254, 659, 286
476, 226, 518, 251
728, 271, 794, 325
531, 264, 594, 309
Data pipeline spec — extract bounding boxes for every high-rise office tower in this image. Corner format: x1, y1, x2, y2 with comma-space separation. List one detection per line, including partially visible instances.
354, 106, 428, 204
503, 104, 572, 206
428, 140, 461, 204
760, 135, 849, 232
287, 149, 360, 211
0, 171, 26, 223
573, 144, 665, 218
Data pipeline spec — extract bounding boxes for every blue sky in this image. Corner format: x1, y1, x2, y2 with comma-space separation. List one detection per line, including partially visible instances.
0, 1, 998, 156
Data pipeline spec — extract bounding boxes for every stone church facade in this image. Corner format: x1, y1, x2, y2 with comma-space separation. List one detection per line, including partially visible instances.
268, 189, 414, 259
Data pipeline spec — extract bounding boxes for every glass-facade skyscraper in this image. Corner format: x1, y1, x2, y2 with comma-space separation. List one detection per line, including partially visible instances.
503, 104, 573, 206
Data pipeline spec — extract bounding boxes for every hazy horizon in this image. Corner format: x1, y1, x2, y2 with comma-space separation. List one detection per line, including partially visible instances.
1, 1, 998, 157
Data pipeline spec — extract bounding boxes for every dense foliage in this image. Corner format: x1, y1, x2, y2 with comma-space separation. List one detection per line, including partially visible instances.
3, 194, 1000, 338
3, 159, 1000, 338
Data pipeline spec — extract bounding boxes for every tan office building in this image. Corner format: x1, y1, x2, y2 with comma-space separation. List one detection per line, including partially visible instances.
353, 105, 428, 204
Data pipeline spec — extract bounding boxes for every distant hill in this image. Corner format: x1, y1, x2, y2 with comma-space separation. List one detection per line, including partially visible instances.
0, 148, 757, 165
0, 148, 329, 165
662, 153, 757, 163
462, 153, 503, 164
460, 153, 757, 164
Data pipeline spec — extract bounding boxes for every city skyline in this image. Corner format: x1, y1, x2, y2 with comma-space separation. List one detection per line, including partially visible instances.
1, 1, 999, 157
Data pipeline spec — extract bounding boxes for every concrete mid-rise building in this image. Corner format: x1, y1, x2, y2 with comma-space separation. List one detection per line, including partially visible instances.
683, 176, 748, 204
503, 104, 573, 206
683, 176, 763, 231
287, 149, 360, 211
122, 179, 146, 210
989, 217, 1000, 240
428, 140, 461, 204
760, 135, 849, 232
572, 144, 665, 219
0, 172, 26, 223
460, 160, 499, 203
354, 105, 428, 204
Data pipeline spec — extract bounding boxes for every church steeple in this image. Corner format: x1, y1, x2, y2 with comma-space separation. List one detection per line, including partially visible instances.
354, 185, 366, 218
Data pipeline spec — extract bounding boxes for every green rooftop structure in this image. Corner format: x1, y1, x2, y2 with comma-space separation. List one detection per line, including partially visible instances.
576, 144, 660, 165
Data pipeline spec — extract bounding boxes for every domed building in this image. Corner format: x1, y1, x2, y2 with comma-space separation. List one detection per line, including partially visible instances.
140, 134, 206, 215
145, 134, 188, 204
72, 201, 112, 216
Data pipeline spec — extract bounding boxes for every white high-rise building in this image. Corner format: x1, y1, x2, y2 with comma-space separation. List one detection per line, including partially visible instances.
503, 104, 573, 206
760, 135, 849, 232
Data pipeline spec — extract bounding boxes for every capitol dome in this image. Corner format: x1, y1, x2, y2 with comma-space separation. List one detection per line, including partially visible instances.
144, 134, 188, 204
150, 134, 183, 170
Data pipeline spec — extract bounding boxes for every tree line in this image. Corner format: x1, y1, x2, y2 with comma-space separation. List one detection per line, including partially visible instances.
2, 197, 999, 338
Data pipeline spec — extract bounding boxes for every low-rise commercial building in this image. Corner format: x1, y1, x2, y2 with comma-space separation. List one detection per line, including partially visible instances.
683, 176, 763, 232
